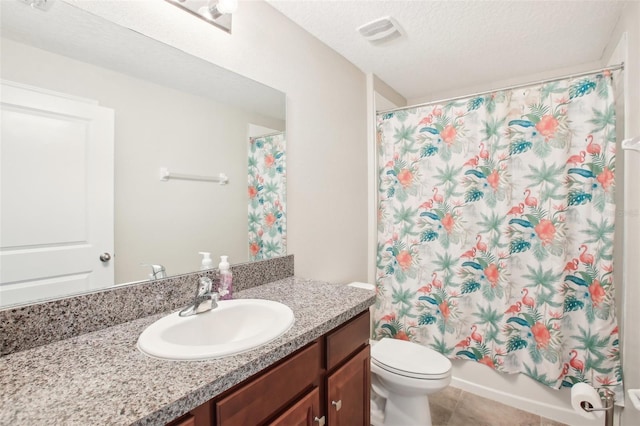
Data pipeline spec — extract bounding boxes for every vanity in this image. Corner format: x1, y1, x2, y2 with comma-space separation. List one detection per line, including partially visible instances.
170, 309, 370, 426
0, 275, 375, 425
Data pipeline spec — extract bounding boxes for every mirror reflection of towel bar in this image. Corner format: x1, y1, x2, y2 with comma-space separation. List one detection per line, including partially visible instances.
159, 167, 229, 184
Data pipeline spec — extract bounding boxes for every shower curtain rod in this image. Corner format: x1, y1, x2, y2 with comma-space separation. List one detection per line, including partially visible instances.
250, 131, 285, 139
378, 62, 625, 114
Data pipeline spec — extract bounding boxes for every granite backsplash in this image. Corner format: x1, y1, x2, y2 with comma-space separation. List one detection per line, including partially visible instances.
0, 255, 294, 356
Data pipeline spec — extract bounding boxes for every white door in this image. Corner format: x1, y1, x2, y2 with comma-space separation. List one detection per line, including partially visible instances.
0, 81, 114, 307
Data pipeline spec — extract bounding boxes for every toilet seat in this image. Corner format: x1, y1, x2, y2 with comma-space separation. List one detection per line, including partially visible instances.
371, 338, 451, 380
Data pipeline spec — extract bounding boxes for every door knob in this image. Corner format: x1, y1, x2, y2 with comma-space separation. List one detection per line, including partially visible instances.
331, 400, 342, 411
313, 416, 325, 426
99, 253, 112, 262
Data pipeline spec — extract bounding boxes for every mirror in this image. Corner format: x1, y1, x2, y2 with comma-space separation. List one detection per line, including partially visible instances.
0, 0, 286, 307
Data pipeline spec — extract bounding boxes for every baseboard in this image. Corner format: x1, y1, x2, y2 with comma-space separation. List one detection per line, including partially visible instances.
450, 376, 603, 426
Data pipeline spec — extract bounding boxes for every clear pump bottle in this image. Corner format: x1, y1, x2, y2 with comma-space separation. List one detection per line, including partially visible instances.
199, 252, 213, 270
218, 255, 233, 300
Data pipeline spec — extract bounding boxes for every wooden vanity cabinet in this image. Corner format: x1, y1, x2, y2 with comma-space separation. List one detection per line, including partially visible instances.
168, 310, 370, 426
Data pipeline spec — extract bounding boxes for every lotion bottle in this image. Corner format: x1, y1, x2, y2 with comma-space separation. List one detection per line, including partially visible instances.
218, 255, 233, 300
199, 252, 213, 270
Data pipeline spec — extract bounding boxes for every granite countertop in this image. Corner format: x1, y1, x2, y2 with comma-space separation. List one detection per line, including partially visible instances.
0, 277, 375, 425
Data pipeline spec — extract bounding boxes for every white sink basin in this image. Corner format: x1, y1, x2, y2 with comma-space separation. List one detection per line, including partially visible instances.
137, 299, 295, 361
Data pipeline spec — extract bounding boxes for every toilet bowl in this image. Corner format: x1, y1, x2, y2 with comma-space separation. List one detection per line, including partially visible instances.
370, 338, 452, 426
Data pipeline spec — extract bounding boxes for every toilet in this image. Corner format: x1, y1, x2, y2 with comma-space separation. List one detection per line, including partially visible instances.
344, 283, 452, 425
370, 338, 452, 426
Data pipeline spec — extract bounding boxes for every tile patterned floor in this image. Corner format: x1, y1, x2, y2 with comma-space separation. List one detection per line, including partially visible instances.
428, 386, 569, 426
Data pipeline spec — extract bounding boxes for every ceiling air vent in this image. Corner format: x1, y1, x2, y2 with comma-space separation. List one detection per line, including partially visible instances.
357, 16, 403, 45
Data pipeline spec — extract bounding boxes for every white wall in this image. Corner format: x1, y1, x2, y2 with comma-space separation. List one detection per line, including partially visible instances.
603, 3, 640, 425
67, 0, 369, 284
1, 37, 282, 284
409, 60, 602, 105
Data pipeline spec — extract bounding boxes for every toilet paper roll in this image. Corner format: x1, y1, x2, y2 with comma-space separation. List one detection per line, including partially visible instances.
571, 382, 604, 419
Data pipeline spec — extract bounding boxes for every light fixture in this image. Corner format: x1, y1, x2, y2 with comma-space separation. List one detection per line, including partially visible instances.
215, 0, 238, 14
19, 0, 55, 11
166, 0, 238, 33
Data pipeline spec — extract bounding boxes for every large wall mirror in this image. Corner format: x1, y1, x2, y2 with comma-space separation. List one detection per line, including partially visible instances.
0, 0, 286, 308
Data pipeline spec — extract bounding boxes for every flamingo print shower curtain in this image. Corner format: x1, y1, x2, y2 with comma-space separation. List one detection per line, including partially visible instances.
248, 132, 286, 261
374, 71, 622, 395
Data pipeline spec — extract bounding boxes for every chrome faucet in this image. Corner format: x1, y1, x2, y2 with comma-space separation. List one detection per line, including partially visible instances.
142, 264, 167, 280
179, 276, 218, 317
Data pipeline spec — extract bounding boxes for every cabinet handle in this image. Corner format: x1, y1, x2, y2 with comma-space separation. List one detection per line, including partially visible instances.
331, 399, 342, 411
313, 415, 326, 426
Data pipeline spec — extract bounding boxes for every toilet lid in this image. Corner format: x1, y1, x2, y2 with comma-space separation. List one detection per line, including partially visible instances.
371, 338, 452, 380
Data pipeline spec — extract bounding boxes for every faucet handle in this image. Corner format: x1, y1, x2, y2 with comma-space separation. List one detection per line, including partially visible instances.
141, 263, 167, 280
197, 277, 213, 295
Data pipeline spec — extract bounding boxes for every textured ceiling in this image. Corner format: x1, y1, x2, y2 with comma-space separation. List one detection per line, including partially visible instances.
0, 0, 285, 120
267, 0, 627, 101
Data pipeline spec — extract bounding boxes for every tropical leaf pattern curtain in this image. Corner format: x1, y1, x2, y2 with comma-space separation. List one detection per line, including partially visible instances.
248, 132, 286, 261
373, 72, 622, 395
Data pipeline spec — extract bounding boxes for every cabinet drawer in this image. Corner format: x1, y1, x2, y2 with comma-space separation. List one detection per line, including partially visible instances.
166, 401, 211, 426
171, 414, 195, 426
216, 341, 322, 425
326, 310, 370, 370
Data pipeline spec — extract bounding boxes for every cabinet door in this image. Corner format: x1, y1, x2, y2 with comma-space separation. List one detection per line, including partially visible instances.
269, 387, 323, 426
327, 346, 370, 426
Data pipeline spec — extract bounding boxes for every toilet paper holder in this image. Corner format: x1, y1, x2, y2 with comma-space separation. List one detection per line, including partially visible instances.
580, 388, 615, 426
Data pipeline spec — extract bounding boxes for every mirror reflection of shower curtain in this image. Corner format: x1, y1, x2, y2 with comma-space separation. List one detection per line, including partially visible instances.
374, 70, 622, 399
248, 132, 286, 261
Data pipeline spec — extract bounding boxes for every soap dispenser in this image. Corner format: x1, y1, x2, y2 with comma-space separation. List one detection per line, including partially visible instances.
218, 255, 233, 300
199, 252, 213, 270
